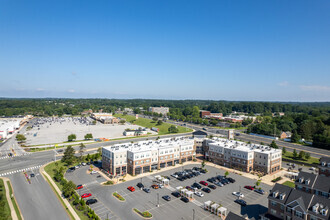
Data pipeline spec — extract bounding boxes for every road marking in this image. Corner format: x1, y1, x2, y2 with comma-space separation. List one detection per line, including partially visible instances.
192, 199, 203, 207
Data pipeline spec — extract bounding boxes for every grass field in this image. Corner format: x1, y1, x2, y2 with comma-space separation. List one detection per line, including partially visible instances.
6, 181, 22, 220
0, 178, 12, 220
282, 181, 295, 188
115, 114, 193, 135
282, 151, 319, 165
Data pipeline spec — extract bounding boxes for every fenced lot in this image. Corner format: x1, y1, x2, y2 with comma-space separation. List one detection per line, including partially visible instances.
65, 163, 270, 220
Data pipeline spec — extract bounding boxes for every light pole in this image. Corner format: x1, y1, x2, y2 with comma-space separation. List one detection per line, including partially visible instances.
157, 193, 159, 207
193, 209, 195, 220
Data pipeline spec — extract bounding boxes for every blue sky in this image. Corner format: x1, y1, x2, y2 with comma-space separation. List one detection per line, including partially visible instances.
0, 0, 330, 101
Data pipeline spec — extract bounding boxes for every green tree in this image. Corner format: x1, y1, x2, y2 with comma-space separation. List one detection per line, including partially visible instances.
119, 119, 126, 125
298, 151, 306, 160
152, 117, 158, 122
201, 160, 206, 168
79, 143, 86, 159
282, 147, 286, 155
305, 152, 311, 160
68, 134, 76, 142
224, 171, 229, 177
293, 149, 298, 158
255, 179, 261, 188
168, 125, 179, 133
16, 134, 26, 142
86, 153, 91, 162
62, 180, 76, 197
156, 120, 163, 126
260, 142, 265, 145
291, 130, 301, 143
61, 145, 75, 165
270, 140, 278, 149
84, 133, 93, 140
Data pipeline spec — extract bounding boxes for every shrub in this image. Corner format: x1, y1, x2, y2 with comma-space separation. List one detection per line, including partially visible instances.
104, 181, 114, 185
271, 177, 282, 183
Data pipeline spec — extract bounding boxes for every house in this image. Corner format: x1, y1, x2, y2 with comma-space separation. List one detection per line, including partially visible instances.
295, 171, 330, 199
280, 131, 292, 139
319, 157, 330, 177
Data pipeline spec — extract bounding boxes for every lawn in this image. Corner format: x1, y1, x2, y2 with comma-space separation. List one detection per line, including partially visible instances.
282, 151, 320, 166
114, 114, 192, 135
282, 181, 295, 188
0, 178, 12, 220
6, 181, 22, 220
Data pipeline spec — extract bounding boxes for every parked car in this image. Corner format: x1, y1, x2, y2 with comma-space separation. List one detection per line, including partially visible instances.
181, 197, 189, 203
143, 188, 151, 193
76, 184, 83, 190
164, 176, 171, 180
227, 177, 236, 183
172, 192, 181, 198
202, 188, 211, 193
171, 174, 178, 178
192, 183, 202, 189
232, 192, 244, 198
195, 191, 204, 197
158, 184, 164, 188
137, 182, 144, 188
91, 170, 98, 174
244, 186, 255, 190
254, 189, 265, 195
81, 193, 92, 198
151, 184, 159, 189
127, 186, 135, 192
30, 173, 35, 177
235, 199, 247, 206
208, 185, 216, 190
200, 181, 208, 186
86, 199, 97, 205
215, 182, 224, 187
162, 195, 171, 201
81, 162, 86, 166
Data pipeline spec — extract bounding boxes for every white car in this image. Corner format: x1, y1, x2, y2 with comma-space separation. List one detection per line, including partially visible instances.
158, 184, 164, 188
81, 162, 86, 166
91, 170, 98, 174
75, 166, 80, 169
232, 192, 244, 198
171, 174, 178, 178
195, 191, 204, 197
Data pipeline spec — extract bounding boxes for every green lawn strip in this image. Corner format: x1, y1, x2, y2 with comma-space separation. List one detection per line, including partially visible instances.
212, 126, 246, 130
133, 208, 152, 218
282, 152, 319, 166
6, 181, 22, 220
44, 162, 90, 220
0, 179, 12, 220
282, 181, 295, 188
114, 114, 192, 135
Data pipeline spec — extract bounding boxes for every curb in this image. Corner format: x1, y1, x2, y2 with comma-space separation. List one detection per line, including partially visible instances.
40, 162, 80, 220
1, 177, 20, 220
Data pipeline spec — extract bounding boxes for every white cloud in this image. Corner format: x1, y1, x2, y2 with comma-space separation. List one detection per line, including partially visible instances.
67, 89, 75, 93
278, 81, 289, 87
36, 88, 45, 91
300, 85, 330, 92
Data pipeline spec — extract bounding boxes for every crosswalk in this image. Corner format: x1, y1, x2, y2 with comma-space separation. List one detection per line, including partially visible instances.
0, 152, 31, 160
0, 164, 42, 177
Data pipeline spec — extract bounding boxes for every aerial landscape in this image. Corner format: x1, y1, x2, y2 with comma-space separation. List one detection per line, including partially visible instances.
0, 1, 330, 220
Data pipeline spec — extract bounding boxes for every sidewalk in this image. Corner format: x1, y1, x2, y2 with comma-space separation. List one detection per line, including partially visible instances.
40, 163, 80, 220
1, 177, 19, 220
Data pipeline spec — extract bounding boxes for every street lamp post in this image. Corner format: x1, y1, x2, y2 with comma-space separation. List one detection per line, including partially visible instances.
157, 193, 159, 207
193, 209, 195, 220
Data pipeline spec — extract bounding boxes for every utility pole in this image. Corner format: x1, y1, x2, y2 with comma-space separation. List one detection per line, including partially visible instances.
193, 209, 195, 220
54, 145, 56, 162
157, 193, 159, 207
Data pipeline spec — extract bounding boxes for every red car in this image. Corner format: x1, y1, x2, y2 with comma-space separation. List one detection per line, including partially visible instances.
200, 181, 208, 186
244, 185, 254, 190
81, 193, 92, 198
127, 186, 135, 192
76, 185, 83, 190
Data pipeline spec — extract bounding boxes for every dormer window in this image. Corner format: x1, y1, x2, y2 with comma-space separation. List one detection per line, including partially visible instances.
322, 162, 326, 166
305, 179, 310, 185
299, 177, 304, 183
313, 203, 319, 213
328, 163, 330, 168
280, 193, 285, 200
321, 208, 328, 216
273, 191, 279, 197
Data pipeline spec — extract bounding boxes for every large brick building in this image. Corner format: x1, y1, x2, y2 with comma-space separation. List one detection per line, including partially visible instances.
102, 136, 195, 176
261, 183, 330, 220
206, 138, 282, 174
319, 157, 330, 177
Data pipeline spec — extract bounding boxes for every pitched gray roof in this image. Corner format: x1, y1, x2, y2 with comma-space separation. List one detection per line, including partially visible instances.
296, 171, 317, 188
313, 175, 330, 193
320, 156, 330, 165
308, 195, 330, 219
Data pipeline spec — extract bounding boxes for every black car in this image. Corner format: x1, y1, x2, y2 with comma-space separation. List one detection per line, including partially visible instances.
181, 197, 189, 203
137, 182, 144, 188
208, 184, 216, 190
177, 177, 184, 181
164, 176, 171, 180
192, 183, 202, 189
200, 169, 206, 174
235, 199, 247, 206
202, 188, 211, 193
86, 199, 98, 205
172, 192, 181, 198
30, 173, 35, 177
69, 167, 75, 171
162, 195, 171, 201
227, 177, 236, 183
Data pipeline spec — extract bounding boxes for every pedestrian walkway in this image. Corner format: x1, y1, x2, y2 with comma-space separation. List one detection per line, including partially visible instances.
0, 152, 31, 160
0, 164, 43, 177
1, 177, 19, 220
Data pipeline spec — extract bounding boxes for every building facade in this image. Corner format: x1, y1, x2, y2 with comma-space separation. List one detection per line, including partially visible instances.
261, 183, 330, 220
90, 113, 120, 124
206, 138, 282, 174
148, 107, 169, 115
102, 137, 195, 176
319, 157, 330, 177
295, 171, 330, 199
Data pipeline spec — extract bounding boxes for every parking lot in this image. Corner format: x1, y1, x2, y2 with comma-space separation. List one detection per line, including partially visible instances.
24, 117, 156, 146
65, 163, 270, 220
